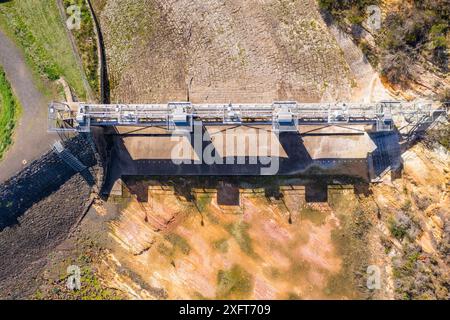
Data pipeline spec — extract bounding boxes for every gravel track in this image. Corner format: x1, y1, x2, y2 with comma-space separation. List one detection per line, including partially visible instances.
0, 29, 58, 183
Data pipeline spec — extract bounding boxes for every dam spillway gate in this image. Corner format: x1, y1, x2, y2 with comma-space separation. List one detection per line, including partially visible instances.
47, 100, 446, 187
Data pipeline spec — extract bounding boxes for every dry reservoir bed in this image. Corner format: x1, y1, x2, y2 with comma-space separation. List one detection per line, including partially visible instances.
97, 0, 356, 103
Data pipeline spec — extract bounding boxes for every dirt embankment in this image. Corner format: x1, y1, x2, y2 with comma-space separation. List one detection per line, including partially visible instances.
96, 0, 360, 103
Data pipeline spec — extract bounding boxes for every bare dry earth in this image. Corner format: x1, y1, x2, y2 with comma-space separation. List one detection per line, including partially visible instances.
28, 140, 449, 300
96, 0, 360, 103
95, 179, 374, 300
63, 141, 448, 300
372, 143, 450, 299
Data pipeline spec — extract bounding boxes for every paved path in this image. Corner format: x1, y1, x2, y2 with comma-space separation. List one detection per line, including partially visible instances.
0, 29, 58, 182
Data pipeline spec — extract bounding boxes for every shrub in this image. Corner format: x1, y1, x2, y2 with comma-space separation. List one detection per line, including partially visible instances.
424, 123, 450, 151
216, 265, 253, 299
323, 0, 449, 85
360, 40, 379, 66
381, 52, 413, 86
389, 220, 408, 240
318, 0, 381, 25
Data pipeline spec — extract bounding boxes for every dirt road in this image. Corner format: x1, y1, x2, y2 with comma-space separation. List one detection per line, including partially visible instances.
0, 29, 58, 182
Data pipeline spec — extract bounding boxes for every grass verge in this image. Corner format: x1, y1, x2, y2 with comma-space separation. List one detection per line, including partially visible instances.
0, 68, 21, 160
0, 0, 86, 99
63, 0, 99, 98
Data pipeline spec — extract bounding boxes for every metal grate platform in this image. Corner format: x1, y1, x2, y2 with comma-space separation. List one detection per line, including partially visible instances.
48, 100, 443, 133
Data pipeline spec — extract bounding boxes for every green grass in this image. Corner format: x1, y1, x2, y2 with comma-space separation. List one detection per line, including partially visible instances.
164, 233, 191, 255
0, 0, 86, 99
0, 68, 21, 160
213, 238, 229, 253
225, 222, 256, 257
34, 265, 122, 300
195, 194, 212, 212
216, 265, 253, 299
300, 206, 327, 226
63, 0, 99, 97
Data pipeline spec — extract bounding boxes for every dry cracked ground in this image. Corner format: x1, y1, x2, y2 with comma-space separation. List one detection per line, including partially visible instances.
23, 0, 449, 300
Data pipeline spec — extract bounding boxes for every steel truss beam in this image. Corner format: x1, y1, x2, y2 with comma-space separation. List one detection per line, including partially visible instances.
48, 100, 442, 133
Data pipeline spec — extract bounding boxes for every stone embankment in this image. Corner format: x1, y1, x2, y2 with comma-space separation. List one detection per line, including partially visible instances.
0, 134, 101, 299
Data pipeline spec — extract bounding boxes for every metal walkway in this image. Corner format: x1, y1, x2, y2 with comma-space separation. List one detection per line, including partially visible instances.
53, 141, 87, 173
48, 100, 443, 133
